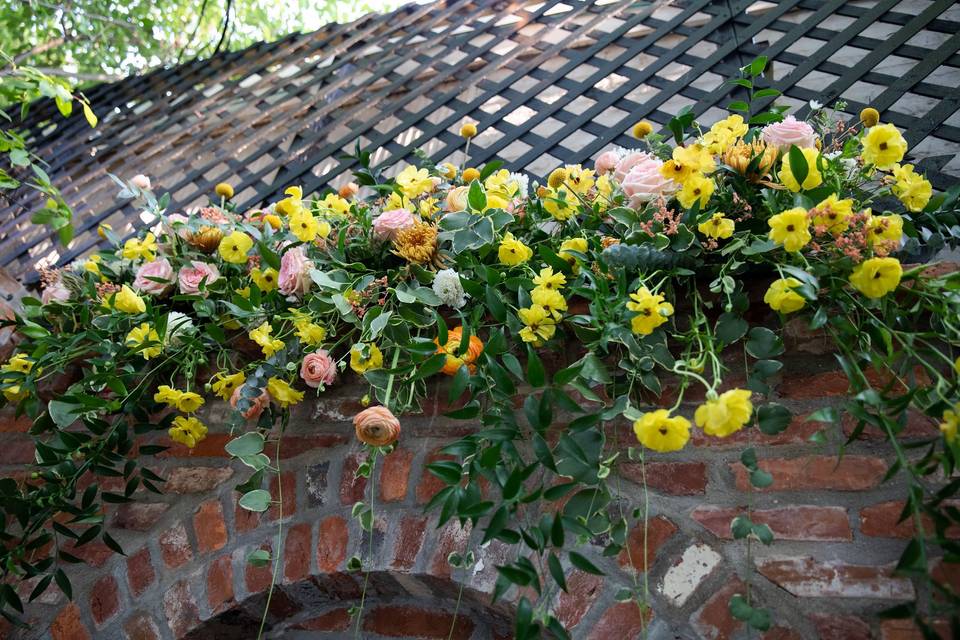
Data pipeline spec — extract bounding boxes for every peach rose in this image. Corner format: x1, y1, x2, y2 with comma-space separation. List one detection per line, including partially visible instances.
761, 115, 817, 151
131, 174, 152, 191
353, 406, 401, 446
338, 182, 359, 199
594, 150, 621, 174
445, 186, 470, 212
278, 246, 314, 297
134, 257, 174, 295
621, 157, 677, 207
613, 151, 655, 183
178, 261, 220, 296
230, 385, 270, 421
373, 209, 415, 241
300, 350, 337, 388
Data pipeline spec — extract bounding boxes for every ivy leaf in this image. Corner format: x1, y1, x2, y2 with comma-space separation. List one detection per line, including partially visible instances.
752, 523, 774, 545
757, 403, 792, 435
729, 594, 752, 621
247, 549, 271, 567
238, 489, 272, 512
731, 515, 753, 539
224, 432, 265, 457
746, 327, 784, 359
715, 313, 749, 345
750, 469, 774, 488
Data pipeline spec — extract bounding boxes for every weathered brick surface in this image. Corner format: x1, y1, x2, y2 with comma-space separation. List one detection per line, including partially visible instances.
691, 505, 852, 541
731, 455, 887, 492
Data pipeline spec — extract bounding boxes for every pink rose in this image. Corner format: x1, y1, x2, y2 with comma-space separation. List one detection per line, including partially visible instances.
300, 350, 337, 388
230, 385, 270, 421
134, 257, 174, 295
594, 150, 621, 174
621, 157, 677, 207
131, 174, 152, 191
373, 209, 415, 241
278, 246, 313, 296
41, 278, 70, 305
614, 151, 655, 183
445, 186, 469, 212
178, 261, 220, 296
761, 115, 817, 151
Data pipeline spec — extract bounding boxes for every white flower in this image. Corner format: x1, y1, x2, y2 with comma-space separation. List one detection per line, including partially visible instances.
166, 311, 196, 345
508, 172, 529, 197
809, 99, 823, 111
432, 269, 467, 309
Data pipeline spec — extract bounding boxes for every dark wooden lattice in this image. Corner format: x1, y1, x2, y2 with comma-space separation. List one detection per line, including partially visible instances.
2, 0, 958, 282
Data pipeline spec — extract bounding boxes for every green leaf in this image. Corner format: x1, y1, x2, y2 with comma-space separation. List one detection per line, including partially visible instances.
895, 538, 926, 575
757, 403, 792, 435
727, 101, 749, 112
752, 523, 774, 545
729, 594, 752, 621
468, 179, 487, 211
485, 286, 506, 322
54, 569, 72, 599
239, 489, 272, 512
526, 345, 546, 388
787, 145, 808, 188
731, 515, 753, 539
247, 549, 271, 567
427, 461, 463, 485
368, 310, 392, 340
224, 432, 265, 457
48, 400, 81, 427
548, 553, 567, 592
746, 327, 784, 359
82, 102, 98, 127
748, 56, 768, 77
568, 551, 604, 576
715, 313, 748, 345
750, 469, 774, 488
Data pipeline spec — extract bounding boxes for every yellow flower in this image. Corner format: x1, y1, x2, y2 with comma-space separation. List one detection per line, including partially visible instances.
695, 389, 753, 438
865, 214, 904, 247
677, 173, 715, 209
633, 409, 690, 452
564, 165, 595, 196
177, 392, 204, 413
289, 210, 321, 242
84, 254, 102, 276
249, 322, 285, 357
215, 183, 234, 199
125, 323, 162, 359
861, 123, 907, 170
558, 237, 587, 265
627, 287, 673, 335
547, 168, 567, 189
764, 278, 806, 314
2, 353, 34, 375
778, 148, 822, 192
531, 286, 567, 320
850, 257, 902, 299
660, 145, 715, 183
2, 385, 26, 403
499, 232, 533, 266
698, 213, 735, 239
440, 163, 458, 180
702, 115, 748, 154
811, 194, 854, 235
211, 372, 245, 401
267, 377, 303, 408
941, 406, 959, 443
632, 121, 654, 138
296, 322, 327, 346
169, 415, 208, 449
350, 343, 383, 373
276, 186, 304, 216
250, 267, 278, 292
385, 192, 413, 212
542, 187, 576, 221
97, 223, 112, 239
393, 223, 439, 264
419, 197, 440, 219
891, 164, 932, 212
518, 305, 557, 345
122, 233, 158, 262
321, 193, 351, 216
460, 122, 478, 138
533, 266, 566, 291
396, 165, 433, 198
218, 231, 254, 264
462, 168, 480, 183
595, 174, 613, 206
860, 107, 880, 127
111, 285, 146, 314
768, 207, 811, 252
154, 385, 182, 406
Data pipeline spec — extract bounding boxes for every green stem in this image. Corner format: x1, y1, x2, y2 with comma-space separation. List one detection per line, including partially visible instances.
256, 430, 284, 640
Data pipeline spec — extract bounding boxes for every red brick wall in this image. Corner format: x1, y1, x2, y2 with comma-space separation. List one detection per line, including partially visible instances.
0, 348, 949, 640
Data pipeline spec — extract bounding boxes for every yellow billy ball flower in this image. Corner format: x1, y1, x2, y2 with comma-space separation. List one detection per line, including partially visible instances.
267, 377, 304, 408
169, 415, 208, 449
811, 194, 854, 235
350, 343, 383, 373
532, 266, 566, 291
891, 164, 932, 212
531, 286, 567, 320
865, 214, 904, 247
633, 409, 691, 452
176, 391, 205, 413
632, 120, 654, 138
698, 213, 735, 239
215, 183, 234, 199
251, 267, 278, 292
849, 257, 902, 299
764, 278, 806, 314
778, 147, 822, 192
941, 405, 959, 443
626, 287, 673, 335
860, 107, 880, 127
677, 173, 715, 209
498, 232, 533, 266
547, 168, 567, 189
125, 323, 162, 359
440, 162, 458, 180
111, 285, 147, 314
460, 122, 478, 139
768, 207, 811, 252
695, 389, 753, 438
218, 231, 254, 264
154, 385, 183, 407
518, 304, 557, 346
861, 123, 907, 170
211, 372, 246, 401
462, 167, 481, 183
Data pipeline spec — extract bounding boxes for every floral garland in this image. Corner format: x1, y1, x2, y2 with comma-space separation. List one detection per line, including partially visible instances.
3, 60, 960, 637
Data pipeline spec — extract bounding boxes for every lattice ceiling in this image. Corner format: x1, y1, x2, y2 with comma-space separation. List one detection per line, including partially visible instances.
2, 0, 959, 282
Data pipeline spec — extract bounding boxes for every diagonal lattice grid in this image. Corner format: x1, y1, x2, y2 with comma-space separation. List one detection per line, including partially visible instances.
1, 0, 958, 282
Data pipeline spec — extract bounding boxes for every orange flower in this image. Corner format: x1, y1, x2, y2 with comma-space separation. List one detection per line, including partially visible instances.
354, 406, 401, 446
435, 327, 484, 375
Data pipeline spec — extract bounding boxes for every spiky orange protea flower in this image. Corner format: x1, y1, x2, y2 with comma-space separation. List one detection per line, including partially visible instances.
187, 226, 224, 253
723, 140, 777, 182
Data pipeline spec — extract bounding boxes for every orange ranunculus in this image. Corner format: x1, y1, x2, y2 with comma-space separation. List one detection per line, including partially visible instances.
434, 327, 484, 375
354, 406, 401, 446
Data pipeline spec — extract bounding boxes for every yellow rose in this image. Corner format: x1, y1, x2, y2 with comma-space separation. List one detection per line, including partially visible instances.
111, 285, 146, 314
